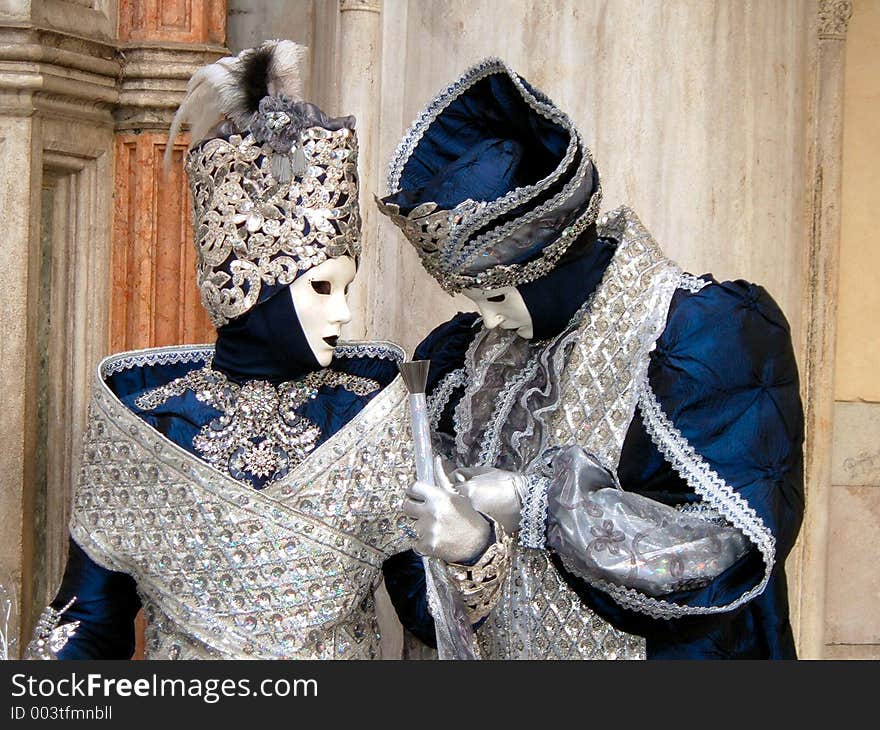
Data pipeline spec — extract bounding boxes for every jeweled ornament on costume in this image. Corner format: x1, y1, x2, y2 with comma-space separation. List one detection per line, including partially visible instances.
136, 360, 379, 487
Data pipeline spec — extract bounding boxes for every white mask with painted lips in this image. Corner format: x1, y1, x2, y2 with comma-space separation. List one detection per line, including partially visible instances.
289, 255, 356, 367
463, 286, 534, 339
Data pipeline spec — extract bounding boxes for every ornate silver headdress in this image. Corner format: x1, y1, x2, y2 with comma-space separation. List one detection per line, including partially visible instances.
377, 58, 600, 294
169, 40, 361, 327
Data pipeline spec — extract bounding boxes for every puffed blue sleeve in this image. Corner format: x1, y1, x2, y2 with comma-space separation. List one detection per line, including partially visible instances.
47, 538, 142, 659
556, 279, 804, 657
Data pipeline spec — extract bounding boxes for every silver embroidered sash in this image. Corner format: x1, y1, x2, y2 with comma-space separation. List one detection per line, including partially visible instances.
444, 207, 682, 659
70, 342, 415, 659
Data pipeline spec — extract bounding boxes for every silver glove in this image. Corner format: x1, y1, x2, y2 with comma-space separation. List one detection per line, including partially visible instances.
404, 456, 492, 563
449, 465, 524, 535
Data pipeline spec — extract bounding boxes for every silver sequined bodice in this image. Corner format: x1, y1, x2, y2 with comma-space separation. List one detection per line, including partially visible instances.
70, 342, 415, 659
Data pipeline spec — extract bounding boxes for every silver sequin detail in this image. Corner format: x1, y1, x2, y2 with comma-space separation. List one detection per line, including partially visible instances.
69, 342, 415, 659
136, 361, 378, 488
677, 272, 709, 293
25, 598, 79, 660
378, 57, 601, 294
187, 126, 361, 327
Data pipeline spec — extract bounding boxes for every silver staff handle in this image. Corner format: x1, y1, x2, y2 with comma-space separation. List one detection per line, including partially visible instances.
398, 360, 478, 660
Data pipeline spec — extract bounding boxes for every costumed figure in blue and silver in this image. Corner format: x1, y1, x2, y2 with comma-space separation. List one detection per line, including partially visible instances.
377, 59, 804, 660
25, 41, 418, 660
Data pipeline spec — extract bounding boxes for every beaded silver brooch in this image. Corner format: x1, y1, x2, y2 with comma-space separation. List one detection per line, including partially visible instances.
136, 363, 379, 487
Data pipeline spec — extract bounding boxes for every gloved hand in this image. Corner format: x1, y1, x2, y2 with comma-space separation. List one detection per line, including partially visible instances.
449, 466, 524, 535
403, 456, 492, 564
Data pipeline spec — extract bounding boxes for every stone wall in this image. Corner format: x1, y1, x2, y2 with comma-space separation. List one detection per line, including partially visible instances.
825, 0, 880, 659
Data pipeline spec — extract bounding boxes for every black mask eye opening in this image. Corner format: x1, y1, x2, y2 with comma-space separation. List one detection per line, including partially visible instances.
311, 280, 332, 295
486, 293, 506, 303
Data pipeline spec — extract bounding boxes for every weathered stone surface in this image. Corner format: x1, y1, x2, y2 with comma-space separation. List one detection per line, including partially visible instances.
825, 485, 880, 645
836, 0, 880, 402
832, 402, 880, 486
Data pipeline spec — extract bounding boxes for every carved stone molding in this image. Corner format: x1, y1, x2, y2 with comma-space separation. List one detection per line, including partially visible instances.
818, 0, 853, 39
115, 45, 226, 129
339, 0, 381, 14
0, 27, 118, 122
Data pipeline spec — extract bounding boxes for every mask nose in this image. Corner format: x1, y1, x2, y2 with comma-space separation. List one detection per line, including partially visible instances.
480, 307, 504, 329
327, 289, 352, 326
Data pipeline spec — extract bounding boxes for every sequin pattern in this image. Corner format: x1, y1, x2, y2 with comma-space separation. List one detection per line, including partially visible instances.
135, 362, 379, 488
69, 343, 415, 659
187, 126, 361, 327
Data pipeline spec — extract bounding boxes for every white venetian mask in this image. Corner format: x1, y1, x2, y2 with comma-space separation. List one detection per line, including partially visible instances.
289, 255, 356, 366
463, 285, 534, 339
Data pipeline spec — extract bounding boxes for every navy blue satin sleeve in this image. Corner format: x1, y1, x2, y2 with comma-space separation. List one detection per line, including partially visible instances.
50, 538, 141, 659
559, 279, 805, 658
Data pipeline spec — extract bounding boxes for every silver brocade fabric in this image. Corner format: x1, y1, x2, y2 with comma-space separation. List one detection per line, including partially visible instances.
447, 206, 685, 660
69, 342, 415, 660
187, 126, 361, 327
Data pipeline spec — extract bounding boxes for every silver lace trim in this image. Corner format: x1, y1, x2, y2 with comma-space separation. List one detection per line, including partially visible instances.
382, 57, 601, 293
102, 344, 212, 376
101, 341, 405, 379
519, 475, 550, 549
567, 377, 776, 619
678, 273, 709, 293
427, 368, 466, 430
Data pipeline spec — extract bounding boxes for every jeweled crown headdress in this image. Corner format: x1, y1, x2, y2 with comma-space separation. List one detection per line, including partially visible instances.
169, 40, 361, 327
376, 58, 600, 294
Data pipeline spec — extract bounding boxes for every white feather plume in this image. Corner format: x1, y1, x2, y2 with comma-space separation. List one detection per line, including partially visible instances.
266, 40, 308, 99
164, 40, 307, 172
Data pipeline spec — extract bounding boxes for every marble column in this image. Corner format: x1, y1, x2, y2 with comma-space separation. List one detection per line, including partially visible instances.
796, 0, 854, 659
336, 0, 384, 342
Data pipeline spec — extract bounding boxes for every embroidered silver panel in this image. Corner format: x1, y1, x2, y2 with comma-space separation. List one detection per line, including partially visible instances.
478, 549, 644, 660
69, 342, 415, 659
187, 125, 361, 327
452, 206, 683, 659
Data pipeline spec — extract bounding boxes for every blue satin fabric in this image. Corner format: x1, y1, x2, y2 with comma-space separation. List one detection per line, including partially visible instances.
382, 276, 804, 659
49, 540, 141, 660
518, 231, 611, 340
51, 348, 398, 659
386, 74, 568, 217
213, 283, 320, 384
